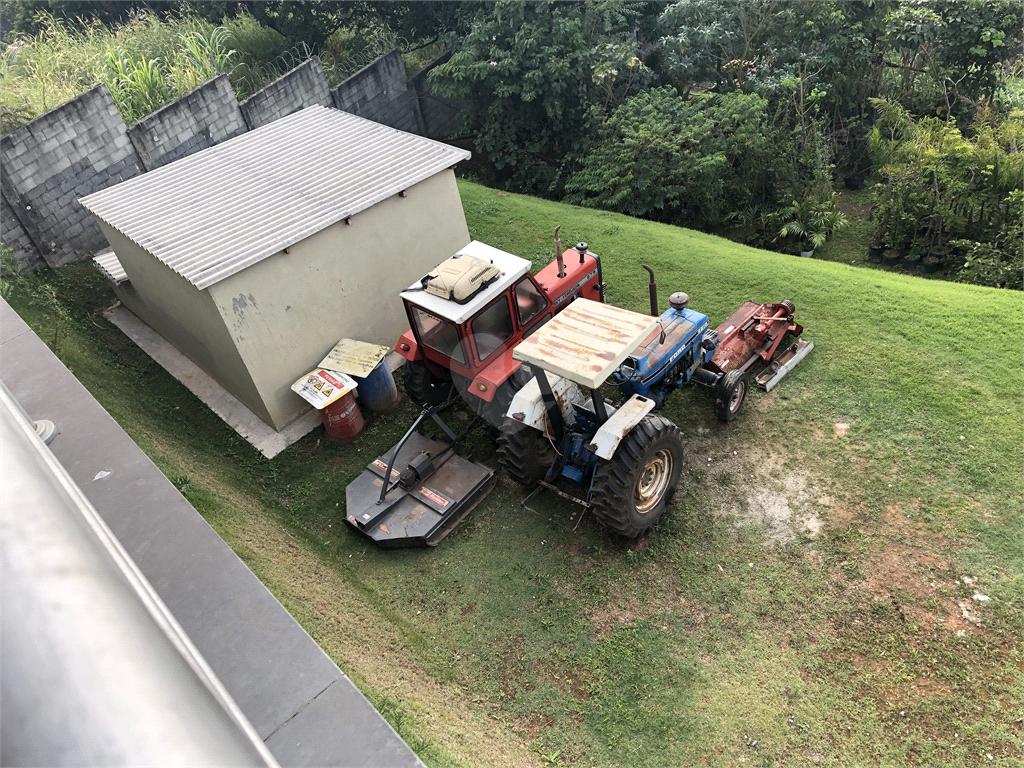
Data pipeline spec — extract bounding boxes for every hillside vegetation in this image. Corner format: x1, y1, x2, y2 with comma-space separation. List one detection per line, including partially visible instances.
4, 181, 1022, 767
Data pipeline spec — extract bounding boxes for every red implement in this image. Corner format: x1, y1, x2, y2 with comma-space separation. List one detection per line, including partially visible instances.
706, 301, 802, 376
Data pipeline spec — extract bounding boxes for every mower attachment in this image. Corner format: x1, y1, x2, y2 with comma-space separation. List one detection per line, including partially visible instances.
344, 407, 495, 547
754, 339, 814, 392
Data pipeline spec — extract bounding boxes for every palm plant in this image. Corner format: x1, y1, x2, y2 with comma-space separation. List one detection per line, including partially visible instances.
779, 191, 849, 253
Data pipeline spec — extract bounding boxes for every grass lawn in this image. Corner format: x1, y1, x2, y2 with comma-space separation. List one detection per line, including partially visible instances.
5, 180, 1022, 767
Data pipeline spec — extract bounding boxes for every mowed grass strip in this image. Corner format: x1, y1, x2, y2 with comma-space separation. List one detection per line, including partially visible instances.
5, 179, 1021, 767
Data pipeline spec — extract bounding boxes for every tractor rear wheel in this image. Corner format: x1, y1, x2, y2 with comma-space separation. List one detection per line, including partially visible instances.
497, 417, 556, 487
714, 369, 748, 422
590, 415, 684, 538
402, 360, 453, 407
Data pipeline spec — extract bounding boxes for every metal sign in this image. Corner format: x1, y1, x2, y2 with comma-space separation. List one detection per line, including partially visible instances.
317, 338, 389, 378
291, 369, 357, 410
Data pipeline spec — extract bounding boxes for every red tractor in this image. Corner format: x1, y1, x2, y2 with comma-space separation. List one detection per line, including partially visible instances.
393, 230, 602, 427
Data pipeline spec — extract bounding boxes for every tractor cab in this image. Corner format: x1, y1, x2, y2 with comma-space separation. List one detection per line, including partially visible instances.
396, 242, 550, 396
394, 239, 602, 415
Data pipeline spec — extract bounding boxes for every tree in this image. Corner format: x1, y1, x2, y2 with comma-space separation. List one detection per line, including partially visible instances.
428, 0, 657, 194
564, 88, 774, 228
881, 0, 1023, 117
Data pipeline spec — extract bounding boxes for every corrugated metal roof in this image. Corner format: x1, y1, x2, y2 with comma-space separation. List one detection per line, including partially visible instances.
80, 106, 471, 290
93, 250, 128, 285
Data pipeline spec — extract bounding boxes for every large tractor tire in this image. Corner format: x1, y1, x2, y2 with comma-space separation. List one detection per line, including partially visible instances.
402, 360, 454, 407
714, 369, 748, 422
496, 417, 556, 487
590, 415, 685, 538
454, 366, 533, 442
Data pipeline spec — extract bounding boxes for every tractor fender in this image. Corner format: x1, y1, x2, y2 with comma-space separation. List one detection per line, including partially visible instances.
394, 330, 422, 362
506, 373, 586, 439
469, 348, 522, 402
588, 394, 657, 460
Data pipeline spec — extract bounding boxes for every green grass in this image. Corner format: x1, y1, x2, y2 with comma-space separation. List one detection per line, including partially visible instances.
4, 180, 1022, 767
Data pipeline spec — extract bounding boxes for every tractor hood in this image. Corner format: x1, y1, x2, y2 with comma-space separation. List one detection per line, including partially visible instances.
620, 307, 711, 384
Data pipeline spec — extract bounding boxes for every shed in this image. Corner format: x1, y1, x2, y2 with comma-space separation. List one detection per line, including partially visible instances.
81, 105, 471, 431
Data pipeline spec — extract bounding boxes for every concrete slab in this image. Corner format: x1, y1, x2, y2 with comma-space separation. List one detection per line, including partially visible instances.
0, 298, 422, 767
105, 304, 320, 458
266, 676, 425, 767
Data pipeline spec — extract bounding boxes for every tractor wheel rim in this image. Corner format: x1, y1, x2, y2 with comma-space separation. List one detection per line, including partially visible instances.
635, 449, 673, 514
729, 381, 746, 413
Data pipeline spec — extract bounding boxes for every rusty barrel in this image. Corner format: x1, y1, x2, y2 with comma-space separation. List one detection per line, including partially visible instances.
321, 390, 363, 440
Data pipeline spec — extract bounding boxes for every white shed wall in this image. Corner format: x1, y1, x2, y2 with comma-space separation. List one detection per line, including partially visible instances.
96, 223, 273, 425
208, 169, 469, 429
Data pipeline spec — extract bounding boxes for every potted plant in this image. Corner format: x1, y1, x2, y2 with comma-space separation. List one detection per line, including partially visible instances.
902, 242, 924, 270
779, 192, 849, 258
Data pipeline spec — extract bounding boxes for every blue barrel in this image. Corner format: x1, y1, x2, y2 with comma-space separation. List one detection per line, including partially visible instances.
353, 357, 399, 412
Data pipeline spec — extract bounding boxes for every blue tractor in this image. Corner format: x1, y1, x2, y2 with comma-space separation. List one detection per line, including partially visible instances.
498, 265, 810, 537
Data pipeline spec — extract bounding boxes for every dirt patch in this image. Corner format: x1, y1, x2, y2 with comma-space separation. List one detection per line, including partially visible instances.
524, 714, 553, 738
685, 442, 830, 545
534, 659, 596, 702
859, 541, 949, 601
582, 561, 703, 639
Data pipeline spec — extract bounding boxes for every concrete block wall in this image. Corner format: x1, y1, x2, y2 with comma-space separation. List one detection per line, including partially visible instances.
411, 52, 471, 140
0, 85, 143, 268
1, 194, 45, 271
128, 75, 247, 171
331, 50, 422, 135
0, 49, 467, 273
240, 58, 330, 130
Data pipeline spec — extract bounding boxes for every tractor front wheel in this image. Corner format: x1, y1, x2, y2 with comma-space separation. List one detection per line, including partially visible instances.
497, 417, 556, 487
590, 415, 684, 538
714, 369, 748, 422
402, 360, 453, 407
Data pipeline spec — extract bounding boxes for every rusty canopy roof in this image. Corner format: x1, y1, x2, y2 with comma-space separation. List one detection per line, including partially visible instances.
80, 106, 471, 290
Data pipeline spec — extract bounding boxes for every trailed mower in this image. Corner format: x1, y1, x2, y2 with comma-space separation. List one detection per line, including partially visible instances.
344, 233, 812, 546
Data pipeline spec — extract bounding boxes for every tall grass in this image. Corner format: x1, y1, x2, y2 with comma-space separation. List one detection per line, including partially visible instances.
0, 11, 290, 131
0, 9, 425, 132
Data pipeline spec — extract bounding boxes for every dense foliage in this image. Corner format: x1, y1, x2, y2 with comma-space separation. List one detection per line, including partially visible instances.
1, 0, 1021, 287
564, 88, 772, 227
868, 98, 1023, 285
428, 0, 656, 193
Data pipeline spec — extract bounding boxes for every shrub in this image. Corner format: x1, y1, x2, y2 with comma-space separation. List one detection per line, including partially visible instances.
869, 98, 1023, 256
955, 189, 1023, 290
564, 88, 773, 228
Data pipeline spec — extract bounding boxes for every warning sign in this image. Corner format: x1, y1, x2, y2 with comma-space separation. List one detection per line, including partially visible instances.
417, 487, 450, 508
291, 368, 357, 409
318, 338, 390, 378
371, 458, 401, 481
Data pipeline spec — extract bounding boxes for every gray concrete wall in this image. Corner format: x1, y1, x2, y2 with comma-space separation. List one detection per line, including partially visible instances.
240, 58, 330, 130
0, 85, 143, 269
208, 169, 470, 429
96, 222, 271, 425
0, 50, 464, 274
127, 75, 247, 171
411, 52, 471, 139
1, 194, 45, 271
331, 50, 422, 135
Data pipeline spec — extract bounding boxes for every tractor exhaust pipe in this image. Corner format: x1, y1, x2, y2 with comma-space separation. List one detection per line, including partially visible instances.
642, 264, 658, 316
554, 225, 566, 278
